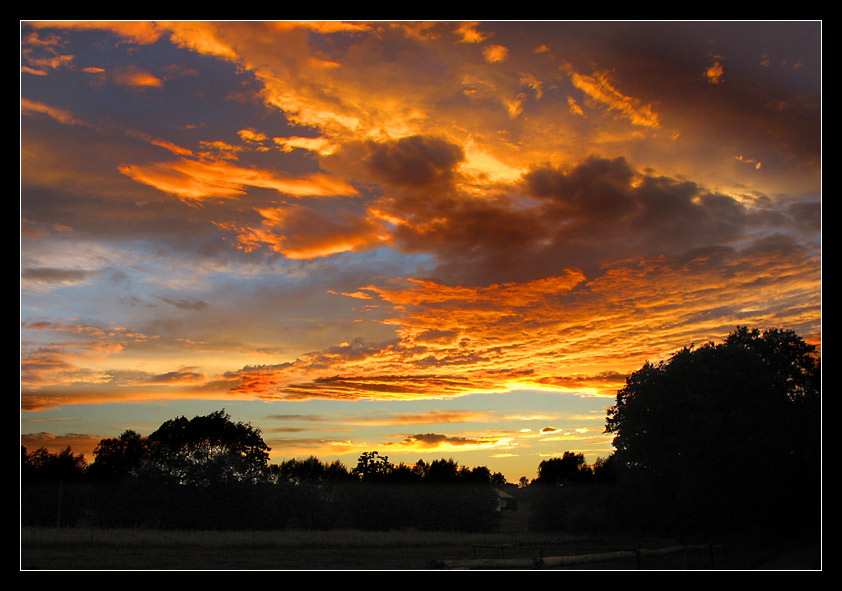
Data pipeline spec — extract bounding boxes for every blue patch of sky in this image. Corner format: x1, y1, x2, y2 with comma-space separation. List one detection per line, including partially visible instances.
22, 25, 300, 151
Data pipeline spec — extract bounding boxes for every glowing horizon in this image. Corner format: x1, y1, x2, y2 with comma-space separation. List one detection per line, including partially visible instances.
21, 21, 820, 482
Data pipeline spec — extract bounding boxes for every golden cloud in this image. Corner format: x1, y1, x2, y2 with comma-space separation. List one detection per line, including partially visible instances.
705, 61, 724, 84
222, 203, 389, 259
223, 236, 819, 404
454, 22, 489, 44
483, 44, 509, 63
568, 68, 660, 128
111, 65, 163, 87
349, 410, 496, 426
119, 157, 358, 202
23, 21, 164, 45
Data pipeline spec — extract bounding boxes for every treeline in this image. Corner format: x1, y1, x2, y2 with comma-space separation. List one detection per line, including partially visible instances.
21, 327, 822, 539
21, 413, 507, 532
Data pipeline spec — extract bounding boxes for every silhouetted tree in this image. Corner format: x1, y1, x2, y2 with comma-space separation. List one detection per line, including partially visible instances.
534, 452, 593, 486
24, 445, 87, 482
425, 457, 461, 483
88, 430, 149, 481
466, 465, 492, 484
591, 455, 617, 483
20, 445, 89, 527
142, 409, 270, 486
605, 326, 820, 535
276, 456, 352, 484
21, 446, 35, 483
387, 462, 424, 484
351, 451, 393, 481
412, 459, 429, 479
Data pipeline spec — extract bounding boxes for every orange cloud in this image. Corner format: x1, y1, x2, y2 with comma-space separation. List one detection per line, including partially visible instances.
21, 384, 255, 413
350, 410, 496, 426
21, 97, 86, 126
483, 44, 509, 63
567, 68, 660, 128
222, 203, 389, 259
223, 235, 819, 404
20, 320, 156, 390
148, 138, 194, 157
20, 22, 821, 421
705, 61, 724, 84
157, 21, 238, 59
119, 157, 357, 202
454, 22, 489, 44
273, 136, 337, 155
268, 21, 372, 34
23, 21, 164, 45
111, 65, 163, 87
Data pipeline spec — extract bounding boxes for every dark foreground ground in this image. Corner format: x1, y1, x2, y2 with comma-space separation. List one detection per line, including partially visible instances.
21, 509, 821, 571
20, 531, 820, 570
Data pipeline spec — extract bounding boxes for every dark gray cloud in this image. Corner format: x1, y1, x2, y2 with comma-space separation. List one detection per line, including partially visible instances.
154, 295, 209, 311
786, 201, 821, 234
146, 368, 205, 383
397, 433, 481, 447
524, 156, 750, 253
364, 134, 465, 188
357, 143, 781, 284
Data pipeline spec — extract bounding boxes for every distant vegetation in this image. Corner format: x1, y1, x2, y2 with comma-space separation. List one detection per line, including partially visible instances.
21, 327, 820, 540
21, 411, 506, 533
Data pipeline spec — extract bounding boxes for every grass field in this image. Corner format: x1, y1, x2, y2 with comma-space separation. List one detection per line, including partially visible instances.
21, 515, 819, 571
19, 526, 730, 570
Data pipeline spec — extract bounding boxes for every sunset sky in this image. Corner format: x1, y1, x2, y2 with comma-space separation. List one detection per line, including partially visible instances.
20, 21, 821, 483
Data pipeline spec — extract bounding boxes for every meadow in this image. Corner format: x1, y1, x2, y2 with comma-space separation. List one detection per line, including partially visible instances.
21, 507, 808, 571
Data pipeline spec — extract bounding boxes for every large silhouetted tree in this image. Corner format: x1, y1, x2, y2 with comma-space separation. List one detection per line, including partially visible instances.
604, 326, 820, 534
143, 409, 270, 486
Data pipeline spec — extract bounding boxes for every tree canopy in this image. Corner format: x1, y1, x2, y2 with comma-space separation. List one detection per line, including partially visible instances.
142, 409, 270, 486
88, 430, 149, 481
604, 326, 820, 533
534, 452, 592, 486
22, 445, 87, 482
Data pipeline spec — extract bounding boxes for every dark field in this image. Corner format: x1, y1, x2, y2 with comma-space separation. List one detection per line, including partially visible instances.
20, 508, 820, 570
